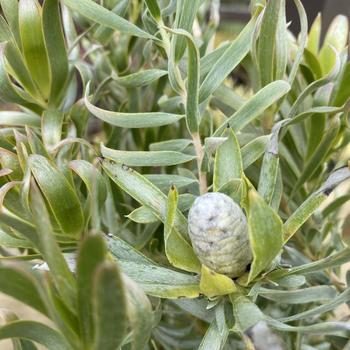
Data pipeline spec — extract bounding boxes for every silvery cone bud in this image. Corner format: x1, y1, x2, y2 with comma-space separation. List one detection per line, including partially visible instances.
188, 192, 252, 277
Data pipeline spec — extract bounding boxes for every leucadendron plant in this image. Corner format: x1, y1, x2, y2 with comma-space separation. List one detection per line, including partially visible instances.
0, 0, 349, 349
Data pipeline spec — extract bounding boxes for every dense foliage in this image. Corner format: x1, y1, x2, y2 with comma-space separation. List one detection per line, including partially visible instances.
0, 0, 349, 349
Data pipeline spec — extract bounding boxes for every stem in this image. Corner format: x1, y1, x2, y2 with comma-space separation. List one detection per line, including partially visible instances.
192, 132, 207, 194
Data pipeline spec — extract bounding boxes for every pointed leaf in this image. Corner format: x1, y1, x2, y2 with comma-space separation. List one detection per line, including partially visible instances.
77, 235, 107, 345
199, 265, 236, 298
28, 155, 84, 237
0, 321, 69, 349
247, 189, 283, 283
102, 160, 189, 239
63, 0, 153, 39
42, 0, 68, 106
213, 128, 242, 191
101, 144, 196, 167
92, 262, 128, 350
164, 186, 201, 272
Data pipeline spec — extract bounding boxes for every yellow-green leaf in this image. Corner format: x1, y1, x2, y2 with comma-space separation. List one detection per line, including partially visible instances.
200, 265, 236, 298
247, 189, 283, 283
164, 186, 201, 273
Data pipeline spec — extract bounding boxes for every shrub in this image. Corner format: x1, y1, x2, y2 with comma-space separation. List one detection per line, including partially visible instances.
0, 0, 349, 349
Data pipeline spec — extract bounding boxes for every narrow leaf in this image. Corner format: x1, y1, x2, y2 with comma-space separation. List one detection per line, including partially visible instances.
0, 321, 70, 350
213, 81, 290, 136
85, 83, 183, 128
247, 189, 283, 283
42, 0, 69, 106
63, 0, 153, 39
92, 262, 128, 350
213, 128, 243, 191
164, 186, 201, 273
199, 15, 257, 102
102, 160, 189, 239
101, 144, 196, 167
28, 155, 84, 237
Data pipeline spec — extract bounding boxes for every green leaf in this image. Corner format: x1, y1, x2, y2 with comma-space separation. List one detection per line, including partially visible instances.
270, 248, 350, 280
284, 167, 350, 242
172, 299, 215, 323
29, 182, 76, 306
128, 194, 195, 224
113, 69, 167, 88
145, 174, 197, 192
28, 155, 84, 237
199, 43, 230, 80
199, 14, 257, 102
274, 274, 306, 288
288, 105, 345, 126
257, 0, 281, 86
69, 160, 107, 206
122, 275, 153, 350
0, 148, 23, 180
107, 236, 200, 298
171, 0, 200, 61
101, 144, 196, 167
280, 288, 350, 322
288, 0, 308, 85
0, 111, 40, 127
26, 127, 51, 158
63, 0, 153, 39
322, 195, 350, 218
288, 52, 341, 118
19, 0, 50, 99
42, 0, 69, 106
198, 318, 229, 350
93, 0, 128, 43
4, 40, 42, 101
213, 80, 290, 136
149, 139, 192, 152
199, 265, 236, 298
267, 317, 350, 335
102, 160, 189, 239
247, 189, 283, 283
0, 265, 47, 316
170, 28, 199, 134
213, 128, 242, 191
332, 62, 350, 106
92, 262, 128, 350
307, 13, 321, 55
77, 235, 107, 346
319, 15, 349, 75
303, 48, 323, 79
231, 295, 264, 332
164, 186, 201, 273
212, 83, 246, 111
258, 285, 337, 304
0, 208, 38, 247
144, 0, 161, 21
85, 83, 184, 128
241, 135, 270, 169
0, 0, 21, 45
258, 120, 287, 205
0, 228, 34, 249
0, 45, 40, 113
217, 178, 244, 205
127, 206, 158, 224
291, 116, 340, 195
41, 110, 64, 152
0, 321, 70, 350
275, 0, 287, 80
